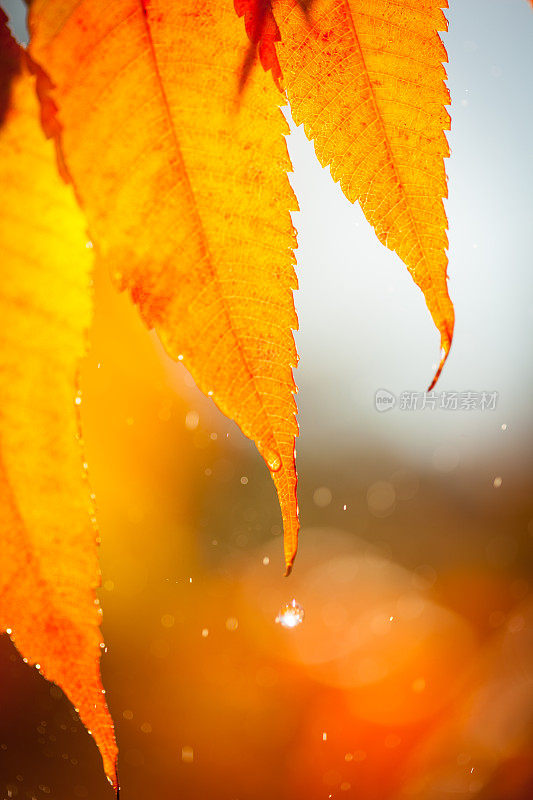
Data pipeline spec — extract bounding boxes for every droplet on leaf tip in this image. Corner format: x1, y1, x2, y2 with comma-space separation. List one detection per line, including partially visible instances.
265, 449, 282, 472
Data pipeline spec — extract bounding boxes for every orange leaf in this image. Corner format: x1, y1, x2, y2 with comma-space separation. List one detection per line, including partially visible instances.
272, 0, 454, 387
0, 14, 117, 786
235, 0, 284, 89
28, 0, 300, 574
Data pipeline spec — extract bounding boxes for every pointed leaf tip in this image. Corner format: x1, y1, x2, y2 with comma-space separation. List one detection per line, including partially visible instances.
272, 0, 454, 384
0, 16, 117, 784
28, 0, 300, 577
427, 300, 454, 391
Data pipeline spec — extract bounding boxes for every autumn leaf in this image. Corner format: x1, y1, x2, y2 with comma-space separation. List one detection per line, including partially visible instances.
269, 0, 454, 388
235, 0, 284, 90
0, 13, 117, 785
27, 0, 300, 574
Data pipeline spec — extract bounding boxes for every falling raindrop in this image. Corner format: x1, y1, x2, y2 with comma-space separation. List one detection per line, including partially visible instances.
313, 486, 332, 508
276, 598, 305, 628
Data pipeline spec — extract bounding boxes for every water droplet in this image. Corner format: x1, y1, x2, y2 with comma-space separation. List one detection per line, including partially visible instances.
265, 450, 281, 472
181, 746, 194, 763
493, 476, 503, 488
322, 731, 327, 741
276, 599, 305, 629
240, 476, 248, 485
185, 410, 199, 431
177, 354, 184, 361
201, 628, 209, 638
501, 423, 507, 431
85, 241, 93, 249
313, 487, 332, 507
262, 556, 270, 566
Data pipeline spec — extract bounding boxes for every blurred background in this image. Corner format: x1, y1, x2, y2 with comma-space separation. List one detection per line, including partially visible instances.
1, 0, 533, 798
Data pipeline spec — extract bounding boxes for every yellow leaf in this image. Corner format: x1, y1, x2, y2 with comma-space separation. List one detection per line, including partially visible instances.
28, 0, 300, 574
272, 0, 454, 386
0, 15, 117, 785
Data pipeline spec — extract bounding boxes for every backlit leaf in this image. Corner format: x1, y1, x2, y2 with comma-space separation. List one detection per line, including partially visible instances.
28, 0, 300, 574
272, 0, 454, 387
235, 0, 284, 90
0, 14, 117, 785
